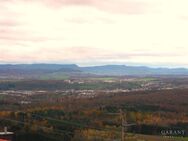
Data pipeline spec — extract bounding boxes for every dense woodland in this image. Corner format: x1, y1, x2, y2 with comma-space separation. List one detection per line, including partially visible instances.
0, 83, 188, 141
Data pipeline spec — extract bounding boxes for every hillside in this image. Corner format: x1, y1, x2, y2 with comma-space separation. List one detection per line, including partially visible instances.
82, 65, 188, 76
0, 64, 188, 79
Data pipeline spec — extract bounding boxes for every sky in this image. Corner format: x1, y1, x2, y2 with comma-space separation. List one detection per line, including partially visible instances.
0, 0, 188, 67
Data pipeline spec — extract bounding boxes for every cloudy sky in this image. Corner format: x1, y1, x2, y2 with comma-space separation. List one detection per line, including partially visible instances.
0, 0, 188, 67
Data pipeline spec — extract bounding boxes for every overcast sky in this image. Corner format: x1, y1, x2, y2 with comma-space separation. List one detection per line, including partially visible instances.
0, 0, 188, 67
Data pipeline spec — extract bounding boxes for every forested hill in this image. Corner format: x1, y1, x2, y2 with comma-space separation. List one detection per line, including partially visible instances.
0, 64, 188, 79
82, 65, 188, 76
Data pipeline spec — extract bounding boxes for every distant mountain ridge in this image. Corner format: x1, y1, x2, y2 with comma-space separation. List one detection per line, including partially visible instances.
0, 64, 188, 79
82, 65, 188, 76
0, 64, 80, 79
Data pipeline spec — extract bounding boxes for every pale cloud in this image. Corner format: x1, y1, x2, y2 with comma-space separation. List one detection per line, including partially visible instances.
0, 0, 188, 67
24, 0, 148, 14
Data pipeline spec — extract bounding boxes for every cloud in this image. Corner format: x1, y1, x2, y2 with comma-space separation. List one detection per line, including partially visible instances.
6, 0, 147, 15
0, 19, 19, 27
0, 45, 184, 64
0, 0, 188, 67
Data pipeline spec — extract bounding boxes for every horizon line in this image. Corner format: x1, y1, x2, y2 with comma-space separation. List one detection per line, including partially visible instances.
0, 62, 188, 69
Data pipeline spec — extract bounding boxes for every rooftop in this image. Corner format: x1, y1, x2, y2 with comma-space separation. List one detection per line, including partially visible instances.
0, 132, 14, 135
